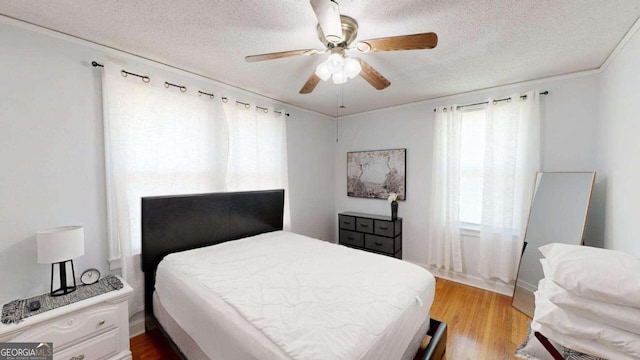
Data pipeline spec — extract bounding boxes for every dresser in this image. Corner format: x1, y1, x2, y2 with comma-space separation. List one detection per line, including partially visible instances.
0, 276, 133, 360
338, 211, 402, 259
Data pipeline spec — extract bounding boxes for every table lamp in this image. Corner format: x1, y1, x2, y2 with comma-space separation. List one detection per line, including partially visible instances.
37, 226, 85, 296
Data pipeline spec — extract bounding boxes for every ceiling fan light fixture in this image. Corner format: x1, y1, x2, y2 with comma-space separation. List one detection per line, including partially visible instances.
332, 70, 348, 84
315, 62, 332, 81
248, 1, 438, 95
326, 53, 344, 73
343, 57, 361, 79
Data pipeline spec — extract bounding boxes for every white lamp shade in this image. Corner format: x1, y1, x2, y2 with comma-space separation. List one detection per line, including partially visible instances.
332, 70, 348, 84
37, 226, 85, 264
343, 57, 362, 79
326, 53, 344, 74
315, 62, 332, 81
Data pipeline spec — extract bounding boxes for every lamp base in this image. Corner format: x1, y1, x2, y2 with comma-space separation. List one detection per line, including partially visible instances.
50, 260, 77, 297
51, 285, 77, 297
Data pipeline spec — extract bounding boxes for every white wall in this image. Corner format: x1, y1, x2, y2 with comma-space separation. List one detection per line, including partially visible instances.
335, 74, 600, 293
597, 25, 640, 256
0, 18, 336, 305
286, 110, 336, 241
0, 21, 108, 304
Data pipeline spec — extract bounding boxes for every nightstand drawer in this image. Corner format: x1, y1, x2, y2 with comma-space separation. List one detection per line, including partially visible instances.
356, 218, 373, 233
338, 215, 356, 230
55, 328, 120, 360
365, 234, 394, 254
340, 230, 364, 247
14, 302, 121, 351
374, 220, 394, 237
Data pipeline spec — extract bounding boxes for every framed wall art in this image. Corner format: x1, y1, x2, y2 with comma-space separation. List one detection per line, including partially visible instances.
347, 148, 406, 200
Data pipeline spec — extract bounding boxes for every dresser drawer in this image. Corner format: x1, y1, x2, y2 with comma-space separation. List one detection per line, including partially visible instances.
340, 230, 364, 248
337, 212, 402, 259
356, 217, 373, 233
54, 328, 120, 360
14, 302, 121, 351
365, 234, 394, 254
339, 215, 356, 230
374, 220, 394, 237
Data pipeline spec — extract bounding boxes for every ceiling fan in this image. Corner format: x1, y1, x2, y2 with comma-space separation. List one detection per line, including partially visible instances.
245, 0, 438, 94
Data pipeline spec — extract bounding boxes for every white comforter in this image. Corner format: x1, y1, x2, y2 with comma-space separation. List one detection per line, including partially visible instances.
156, 230, 434, 360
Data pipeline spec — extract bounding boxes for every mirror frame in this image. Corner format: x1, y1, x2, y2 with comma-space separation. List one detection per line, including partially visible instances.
511, 171, 596, 317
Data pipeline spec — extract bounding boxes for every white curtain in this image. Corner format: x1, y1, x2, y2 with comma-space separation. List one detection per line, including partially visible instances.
102, 63, 290, 317
224, 101, 290, 228
477, 91, 541, 282
427, 106, 464, 273
102, 63, 229, 315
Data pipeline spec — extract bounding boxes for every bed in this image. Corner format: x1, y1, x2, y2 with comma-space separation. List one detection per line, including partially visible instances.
141, 189, 447, 359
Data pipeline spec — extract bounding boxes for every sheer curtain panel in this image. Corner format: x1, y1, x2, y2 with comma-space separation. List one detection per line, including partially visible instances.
224, 101, 290, 228
427, 106, 464, 273
102, 62, 228, 315
477, 91, 541, 282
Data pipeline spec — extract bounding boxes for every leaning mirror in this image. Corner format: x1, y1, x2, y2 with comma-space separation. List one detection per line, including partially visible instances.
512, 171, 596, 317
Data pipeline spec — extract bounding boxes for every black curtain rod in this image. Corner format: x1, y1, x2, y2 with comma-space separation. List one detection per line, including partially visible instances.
121, 70, 150, 83
198, 90, 214, 99
90, 60, 289, 116
456, 91, 549, 110
434, 91, 549, 112
165, 81, 187, 92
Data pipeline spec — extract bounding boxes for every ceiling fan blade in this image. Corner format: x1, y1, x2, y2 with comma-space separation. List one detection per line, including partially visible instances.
356, 32, 438, 53
310, 0, 343, 44
356, 58, 390, 90
300, 73, 321, 94
245, 49, 321, 62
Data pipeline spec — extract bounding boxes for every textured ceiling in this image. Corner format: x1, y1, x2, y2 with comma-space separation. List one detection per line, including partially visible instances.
1, 0, 639, 116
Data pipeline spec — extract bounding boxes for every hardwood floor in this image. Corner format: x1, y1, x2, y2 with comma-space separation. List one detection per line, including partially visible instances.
130, 277, 531, 360
130, 328, 180, 360
428, 278, 531, 359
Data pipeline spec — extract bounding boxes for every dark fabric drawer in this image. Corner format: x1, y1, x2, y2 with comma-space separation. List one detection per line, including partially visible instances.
365, 234, 394, 254
356, 217, 374, 233
339, 215, 356, 230
374, 220, 394, 237
340, 230, 364, 247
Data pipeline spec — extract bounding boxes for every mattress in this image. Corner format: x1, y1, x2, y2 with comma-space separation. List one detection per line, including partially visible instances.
154, 230, 435, 360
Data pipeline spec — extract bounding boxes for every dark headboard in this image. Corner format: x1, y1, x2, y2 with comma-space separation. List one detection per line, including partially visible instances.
141, 189, 285, 316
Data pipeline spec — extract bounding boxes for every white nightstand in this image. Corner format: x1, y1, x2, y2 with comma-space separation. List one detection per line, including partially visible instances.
0, 275, 133, 360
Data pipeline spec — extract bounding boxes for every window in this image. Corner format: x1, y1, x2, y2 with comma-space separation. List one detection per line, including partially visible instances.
102, 63, 290, 316
429, 92, 540, 280
459, 107, 486, 225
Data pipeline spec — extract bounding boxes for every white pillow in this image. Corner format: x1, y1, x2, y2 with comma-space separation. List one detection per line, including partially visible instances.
533, 294, 640, 358
538, 243, 640, 308
539, 258, 551, 278
539, 278, 640, 334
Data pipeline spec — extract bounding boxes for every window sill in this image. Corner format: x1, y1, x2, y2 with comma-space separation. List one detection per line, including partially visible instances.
108, 257, 121, 271
459, 223, 521, 238
460, 222, 480, 237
